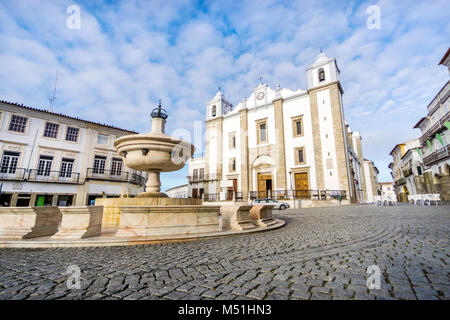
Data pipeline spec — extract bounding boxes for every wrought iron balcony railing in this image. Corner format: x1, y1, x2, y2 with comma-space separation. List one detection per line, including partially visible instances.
28, 169, 81, 184
402, 167, 413, 177
86, 168, 129, 182
86, 168, 146, 186
419, 111, 450, 145
0, 168, 27, 181
395, 177, 406, 186
423, 145, 450, 166
130, 172, 146, 187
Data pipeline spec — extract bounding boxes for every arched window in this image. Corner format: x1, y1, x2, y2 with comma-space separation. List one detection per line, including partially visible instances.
318, 68, 325, 82
211, 105, 216, 117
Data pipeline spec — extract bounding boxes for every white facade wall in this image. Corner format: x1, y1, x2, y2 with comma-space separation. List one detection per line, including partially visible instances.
317, 89, 340, 189
283, 95, 318, 190
222, 113, 241, 187
363, 161, 375, 202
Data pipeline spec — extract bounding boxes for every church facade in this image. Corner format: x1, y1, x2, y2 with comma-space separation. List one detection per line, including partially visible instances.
188, 52, 378, 204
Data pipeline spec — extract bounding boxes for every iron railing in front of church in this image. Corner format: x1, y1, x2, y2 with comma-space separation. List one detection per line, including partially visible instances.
249, 189, 347, 201
200, 190, 348, 201
250, 190, 321, 200
203, 193, 219, 202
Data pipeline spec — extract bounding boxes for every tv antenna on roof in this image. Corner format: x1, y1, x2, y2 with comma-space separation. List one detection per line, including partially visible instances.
48, 70, 63, 112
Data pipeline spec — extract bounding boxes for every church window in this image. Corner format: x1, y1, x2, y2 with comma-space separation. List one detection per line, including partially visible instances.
294, 147, 306, 165
292, 116, 303, 138
229, 133, 236, 149
211, 105, 216, 117
256, 119, 268, 144
229, 158, 236, 172
260, 123, 266, 142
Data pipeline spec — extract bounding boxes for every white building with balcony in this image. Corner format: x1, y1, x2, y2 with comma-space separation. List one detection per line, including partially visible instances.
0, 100, 147, 207
412, 48, 450, 200
388, 139, 426, 202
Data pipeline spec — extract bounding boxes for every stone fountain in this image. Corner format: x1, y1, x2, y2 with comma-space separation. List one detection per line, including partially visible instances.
94, 101, 222, 237
114, 101, 193, 198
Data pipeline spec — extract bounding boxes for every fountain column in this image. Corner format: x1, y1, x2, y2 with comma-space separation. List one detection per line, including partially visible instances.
146, 170, 162, 194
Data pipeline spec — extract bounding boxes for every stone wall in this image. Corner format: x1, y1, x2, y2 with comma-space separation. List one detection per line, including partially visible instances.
95, 197, 202, 227
423, 172, 450, 200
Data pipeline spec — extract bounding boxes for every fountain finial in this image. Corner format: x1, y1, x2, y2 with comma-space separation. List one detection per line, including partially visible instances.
151, 99, 168, 119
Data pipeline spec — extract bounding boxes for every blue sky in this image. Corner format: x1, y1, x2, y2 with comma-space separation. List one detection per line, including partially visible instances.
0, 0, 449, 191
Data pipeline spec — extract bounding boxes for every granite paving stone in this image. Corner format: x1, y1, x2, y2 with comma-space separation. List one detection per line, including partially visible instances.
0, 204, 448, 300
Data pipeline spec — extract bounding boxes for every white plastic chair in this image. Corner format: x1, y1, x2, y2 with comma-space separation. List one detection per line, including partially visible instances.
430, 194, 441, 205
422, 194, 431, 206
416, 194, 425, 205
390, 196, 398, 206
386, 196, 396, 206
374, 196, 381, 206
407, 195, 414, 204
409, 194, 420, 205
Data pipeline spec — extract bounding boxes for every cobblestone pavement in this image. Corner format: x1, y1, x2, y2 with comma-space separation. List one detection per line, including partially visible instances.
0, 204, 449, 300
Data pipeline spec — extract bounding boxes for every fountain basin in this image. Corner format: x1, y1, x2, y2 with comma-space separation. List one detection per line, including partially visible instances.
114, 133, 194, 172
113, 109, 194, 198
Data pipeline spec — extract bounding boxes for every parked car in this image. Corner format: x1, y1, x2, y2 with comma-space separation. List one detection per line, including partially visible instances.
252, 198, 290, 210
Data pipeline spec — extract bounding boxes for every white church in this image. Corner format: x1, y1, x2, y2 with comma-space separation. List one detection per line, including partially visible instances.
187, 52, 379, 205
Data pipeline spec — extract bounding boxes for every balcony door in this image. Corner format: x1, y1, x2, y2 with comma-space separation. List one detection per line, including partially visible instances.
111, 158, 123, 176
93, 155, 106, 175
60, 158, 74, 178
37, 155, 53, 176
0, 151, 19, 174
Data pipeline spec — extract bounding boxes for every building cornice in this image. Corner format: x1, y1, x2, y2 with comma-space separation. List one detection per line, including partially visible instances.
0, 100, 138, 134
205, 116, 224, 124
307, 81, 344, 95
